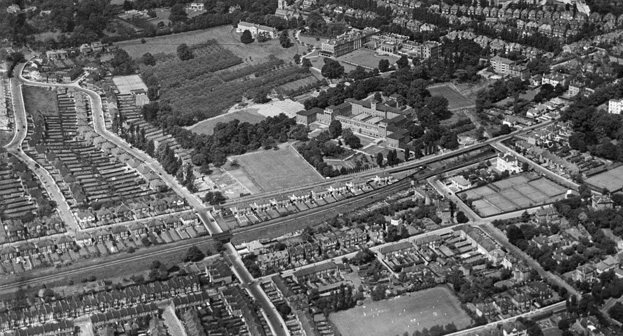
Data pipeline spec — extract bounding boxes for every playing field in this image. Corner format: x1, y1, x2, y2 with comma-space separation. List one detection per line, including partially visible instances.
459, 174, 567, 217
586, 165, 623, 193
187, 110, 266, 135
233, 145, 324, 192
337, 48, 399, 70
330, 287, 472, 336
428, 84, 474, 110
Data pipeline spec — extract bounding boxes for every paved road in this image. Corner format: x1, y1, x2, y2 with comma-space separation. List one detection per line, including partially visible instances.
478, 222, 580, 298
17, 63, 290, 334
491, 142, 579, 191
5, 70, 79, 231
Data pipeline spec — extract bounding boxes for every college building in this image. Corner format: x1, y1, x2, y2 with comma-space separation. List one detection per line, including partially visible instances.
296, 95, 413, 148
320, 27, 379, 57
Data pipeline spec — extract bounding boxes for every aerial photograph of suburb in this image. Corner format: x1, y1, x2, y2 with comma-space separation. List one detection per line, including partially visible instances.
2, 0, 623, 335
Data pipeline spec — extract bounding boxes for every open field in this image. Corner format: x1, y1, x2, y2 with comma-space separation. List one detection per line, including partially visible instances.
586, 165, 623, 192
118, 25, 298, 62
330, 287, 472, 336
232, 145, 324, 192
276, 75, 321, 95
428, 84, 475, 110
22, 85, 58, 116
337, 48, 399, 70
187, 109, 266, 135
459, 174, 567, 217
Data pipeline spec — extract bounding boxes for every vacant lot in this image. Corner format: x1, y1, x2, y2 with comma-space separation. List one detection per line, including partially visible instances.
119, 25, 299, 62
188, 110, 266, 135
330, 287, 472, 336
338, 48, 398, 70
233, 145, 324, 192
428, 84, 475, 110
459, 174, 567, 217
22, 85, 58, 116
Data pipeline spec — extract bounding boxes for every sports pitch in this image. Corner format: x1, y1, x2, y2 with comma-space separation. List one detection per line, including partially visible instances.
428, 85, 474, 110
459, 174, 567, 217
232, 145, 324, 192
585, 165, 623, 193
330, 287, 472, 336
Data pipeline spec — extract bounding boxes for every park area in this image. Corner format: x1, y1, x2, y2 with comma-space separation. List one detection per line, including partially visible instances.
118, 25, 299, 63
330, 287, 472, 336
586, 165, 623, 193
231, 144, 324, 193
428, 84, 474, 110
458, 174, 567, 217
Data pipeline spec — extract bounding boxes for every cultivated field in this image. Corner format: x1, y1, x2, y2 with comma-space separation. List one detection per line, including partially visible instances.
428, 84, 475, 110
118, 25, 298, 63
276, 75, 321, 95
330, 287, 472, 336
459, 174, 567, 217
22, 85, 58, 116
187, 110, 266, 135
337, 48, 399, 70
232, 145, 324, 192
586, 165, 623, 193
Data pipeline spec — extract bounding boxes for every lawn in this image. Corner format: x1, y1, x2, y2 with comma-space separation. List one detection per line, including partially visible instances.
118, 25, 299, 63
233, 145, 324, 192
330, 287, 472, 336
337, 48, 398, 70
22, 85, 58, 116
188, 109, 266, 135
428, 84, 475, 110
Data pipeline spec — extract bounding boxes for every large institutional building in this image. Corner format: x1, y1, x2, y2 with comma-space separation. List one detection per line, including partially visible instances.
296, 96, 413, 147
490, 56, 530, 80
320, 28, 379, 57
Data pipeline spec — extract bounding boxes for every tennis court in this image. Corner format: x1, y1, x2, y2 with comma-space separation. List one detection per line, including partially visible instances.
458, 175, 567, 217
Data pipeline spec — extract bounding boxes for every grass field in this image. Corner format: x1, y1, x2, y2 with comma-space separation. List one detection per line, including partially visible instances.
330, 287, 472, 336
277, 75, 321, 94
459, 174, 567, 217
337, 48, 399, 70
586, 165, 623, 192
118, 25, 298, 63
187, 110, 266, 135
428, 84, 475, 110
22, 85, 58, 116
232, 145, 324, 192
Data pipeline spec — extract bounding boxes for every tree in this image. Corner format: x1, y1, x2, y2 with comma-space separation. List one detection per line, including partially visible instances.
321, 58, 344, 79
396, 55, 409, 69
279, 30, 292, 48
293, 54, 301, 64
302, 58, 312, 68
169, 3, 188, 23
253, 88, 271, 103
376, 152, 384, 166
142, 53, 156, 66
329, 120, 343, 139
177, 44, 194, 61
426, 96, 451, 120
240, 30, 254, 44
205, 191, 227, 205
456, 211, 469, 223
404, 147, 410, 161
184, 245, 205, 262
378, 59, 390, 72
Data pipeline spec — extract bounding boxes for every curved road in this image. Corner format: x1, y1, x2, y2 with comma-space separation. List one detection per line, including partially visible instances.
16, 63, 291, 335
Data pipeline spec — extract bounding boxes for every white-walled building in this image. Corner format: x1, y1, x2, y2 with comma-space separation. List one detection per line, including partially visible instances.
496, 153, 522, 174
609, 98, 623, 114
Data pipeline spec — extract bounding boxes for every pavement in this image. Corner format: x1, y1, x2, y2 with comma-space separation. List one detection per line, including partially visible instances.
17, 62, 290, 335
4, 71, 79, 231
